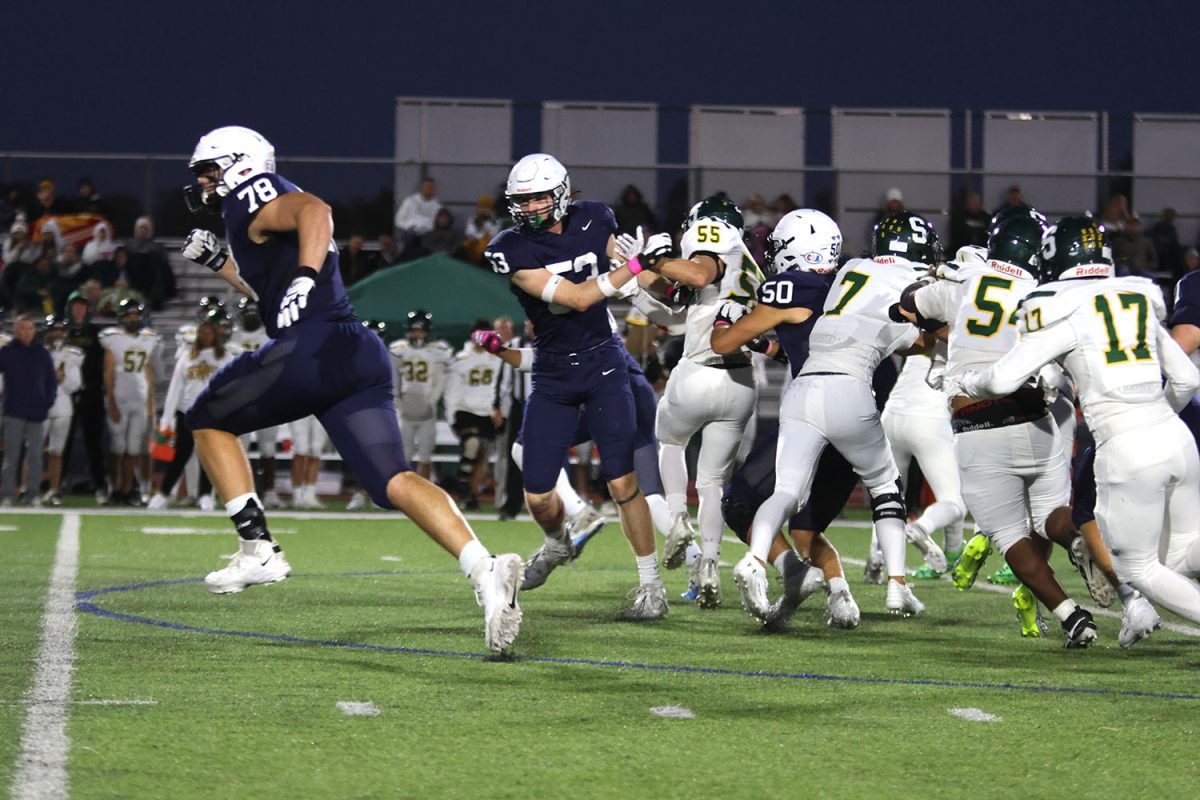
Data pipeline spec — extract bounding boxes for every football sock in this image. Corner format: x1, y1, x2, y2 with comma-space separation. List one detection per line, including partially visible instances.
1116, 582, 1136, 607
697, 484, 724, 561
914, 500, 963, 546
943, 519, 964, 553
555, 469, 587, 518
775, 550, 806, 599
749, 491, 797, 564
658, 443, 689, 517
685, 542, 702, 568
646, 492, 673, 537
827, 576, 850, 596
1051, 599, 1079, 622
459, 539, 489, 579
635, 553, 660, 586
876, 517, 907, 578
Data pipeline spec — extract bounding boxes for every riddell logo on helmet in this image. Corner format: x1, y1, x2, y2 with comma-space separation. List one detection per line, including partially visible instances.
875, 257, 898, 264
1067, 265, 1111, 277
989, 260, 1031, 279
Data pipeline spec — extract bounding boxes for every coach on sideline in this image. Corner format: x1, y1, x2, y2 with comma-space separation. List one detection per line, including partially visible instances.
0, 314, 58, 506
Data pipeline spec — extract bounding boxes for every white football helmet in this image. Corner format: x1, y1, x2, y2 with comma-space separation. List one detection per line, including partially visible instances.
766, 209, 842, 274
186, 126, 276, 211
505, 153, 570, 232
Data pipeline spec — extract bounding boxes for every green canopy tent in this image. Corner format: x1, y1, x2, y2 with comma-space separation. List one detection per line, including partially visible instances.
346, 254, 524, 348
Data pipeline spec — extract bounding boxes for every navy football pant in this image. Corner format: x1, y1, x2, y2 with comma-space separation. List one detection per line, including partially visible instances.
187, 321, 410, 509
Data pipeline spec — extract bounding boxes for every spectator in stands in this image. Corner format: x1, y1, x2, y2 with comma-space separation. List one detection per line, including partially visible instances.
771, 194, 799, 227
124, 216, 173, 310
991, 183, 1029, 218
462, 196, 500, 265
394, 177, 441, 255
73, 177, 105, 215
35, 179, 72, 220
81, 222, 118, 285
614, 185, 657, 236
1098, 193, 1131, 235
55, 243, 85, 284
951, 191, 991, 252
0, 314, 57, 506
1111, 213, 1158, 275
421, 207, 462, 257
1185, 247, 1200, 275
1148, 207, 1183, 281
375, 233, 403, 269
14, 255, 55, 315
338, 234, 375, 286
98, 273, 146, 317
79, 279, 104, 318
1, 220, 33, 304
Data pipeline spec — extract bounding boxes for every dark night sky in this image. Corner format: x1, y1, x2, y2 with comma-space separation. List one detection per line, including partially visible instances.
5, 1, 1199, 159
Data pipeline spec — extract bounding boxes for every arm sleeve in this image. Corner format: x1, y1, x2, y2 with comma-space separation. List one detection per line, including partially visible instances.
1158, 325, 1200, 413
913, 280, 958, 323
959, 320, 1077, 399
630, 289, 688, 327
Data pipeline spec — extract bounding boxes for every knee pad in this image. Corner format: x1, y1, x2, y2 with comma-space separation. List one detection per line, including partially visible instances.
869, 480, 906, 523
721, 496, 756, 544
462, 436, 481, 461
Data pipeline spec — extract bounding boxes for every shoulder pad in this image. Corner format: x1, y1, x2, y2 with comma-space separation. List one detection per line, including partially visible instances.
99, 328, 119, 339
62, 345, 84, 357
431, 339, 454, 353
387, 339, 407, 357
140, 329, 159, 339
1018, 287, 1078, 334
455, 351, 472, 361
680, 219, 743, 260
1111, 276, 1166, 321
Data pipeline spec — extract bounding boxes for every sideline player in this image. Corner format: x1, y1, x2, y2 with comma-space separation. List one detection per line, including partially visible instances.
390, 309, 454, 481
955, 216, 1200, 627
100, 299, 158, 505
41, 316, 83, 506
484, 153, 665, 618
444, 321, 502, 509
180, 125, 523, 653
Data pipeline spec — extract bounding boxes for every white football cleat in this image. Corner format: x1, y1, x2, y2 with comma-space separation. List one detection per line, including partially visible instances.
1069, 536, 1115, 608
205, 538, 292, 594
520, 533, 573, 591
566, 504, 606, 541
1118, 591, 1161, 649
885, 580, 925, 617
262, 490, 284, 510
147, 493, 169, 511
471, 553, 525, 654
695, 557, 721, 609
346, 491, 367, 510
733, 553, 770, 622
905, 522, 948, 573
827, 588, 861, 629
625, 582, 668, 620
863, 545, 886, 585
661, 513, 695, 570
198, 494, 216, 512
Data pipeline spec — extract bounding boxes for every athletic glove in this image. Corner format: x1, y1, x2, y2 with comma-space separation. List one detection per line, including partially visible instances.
613, 226, 644, 262
664, 282, 697, 308
746, 335, 788, 364
471, 329, 505, 354
713, 299, 749, 328
181, 228, 227, 272
640, 232, 674, 270
277, 267, 318, 329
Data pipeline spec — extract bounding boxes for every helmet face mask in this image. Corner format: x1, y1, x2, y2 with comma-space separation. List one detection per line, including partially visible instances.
184, 126, 276, 214
872, 211, 942, 266
406, 309, 432, 345
1037, 216, 1113, 284
505, 154, 571, 233
118, 299, 144, 333
766, 209, 842, 275
362, 319, 388, 340
236, 297, 261, 332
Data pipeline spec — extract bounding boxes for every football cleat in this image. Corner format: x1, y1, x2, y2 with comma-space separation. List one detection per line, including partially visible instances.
1012, 584, 1043, 638
1117, 591, 1161, 649
1061, 606, 1098, 648
205, 538, 291, 594
826, 588, 861, 629
662, 513, 695, 570
625, 582, 668, 621
198, 494, 216, 512
681, 558, 700, 601
262, 490, 284, 510
732, 554, 770, 622
952, 534, 993, 591
1068, 536, 1115, 608
863, 545, 886, 585
695, 557, 721, 609
763, 566, 824, 631
566, 505, 607, 558
470, 553, 525, 654
905, 522, 948, 573
520, 533, 573, 591
345, 491, 367, 511
910, 564, 943, 580
986, 564, 1020, 586
147, 493, 169, 511
885, 580, 925, 617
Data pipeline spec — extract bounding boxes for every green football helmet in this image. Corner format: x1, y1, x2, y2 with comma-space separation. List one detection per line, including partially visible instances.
987, 215, 1045, 277
1038, 215, 1113, 284
989, 204, 1047, 234
683, 193, 744, 233
872, 211, 942, 265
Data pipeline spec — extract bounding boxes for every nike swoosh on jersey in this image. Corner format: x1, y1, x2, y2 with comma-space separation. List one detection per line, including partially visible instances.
601, 368, 615, 375
582, 221, 592, 230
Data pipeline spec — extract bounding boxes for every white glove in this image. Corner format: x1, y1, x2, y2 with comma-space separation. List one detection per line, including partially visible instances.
613, 226, 644, 262
714, 299, 750, 327
642, 233, 673, 268
181, 229, 227, 272
277, 271, 317, 329
940, 375, 965, 398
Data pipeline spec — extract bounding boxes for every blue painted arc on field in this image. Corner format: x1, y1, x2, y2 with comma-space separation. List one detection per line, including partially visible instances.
75, 571, 1200, 702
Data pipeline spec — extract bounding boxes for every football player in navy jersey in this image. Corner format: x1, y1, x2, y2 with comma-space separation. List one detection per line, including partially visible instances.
710, 209, 864, 627
179, 126, 524, 654
484, 153, 668, 619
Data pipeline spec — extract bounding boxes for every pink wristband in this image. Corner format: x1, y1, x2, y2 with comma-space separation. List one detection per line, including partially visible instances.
628, 257, 644, 275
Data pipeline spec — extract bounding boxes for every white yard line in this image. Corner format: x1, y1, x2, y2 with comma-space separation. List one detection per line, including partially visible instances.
11, 512, 81, 800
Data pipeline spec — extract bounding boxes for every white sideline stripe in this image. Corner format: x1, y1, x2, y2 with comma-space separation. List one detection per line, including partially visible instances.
337, 701, 380, 717
11, 512, 80, 800
949, 707, 1002, 722
3, 507, 536, 522
0, 525, 19, 532
1, 700, 155, 707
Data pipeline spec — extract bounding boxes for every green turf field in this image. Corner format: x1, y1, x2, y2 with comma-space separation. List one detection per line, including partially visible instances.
4, 508, 1199, 799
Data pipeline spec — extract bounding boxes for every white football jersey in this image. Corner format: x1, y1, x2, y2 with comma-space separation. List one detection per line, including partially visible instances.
677, 218, 766, 364
445, 348, 500, 418
229, 327, 269, 353
1020, 276, 1179, 441
389, 338, 453, 420
915, 261, 1039, 379
101, 328, 159, 404
175, 323, 197, 351
886, 342, 950, 419
162, 345, 238, 420
800, 256, 921, 383
48, 343, 84, 418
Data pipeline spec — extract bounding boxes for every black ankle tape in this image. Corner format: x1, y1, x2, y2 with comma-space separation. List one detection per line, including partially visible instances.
231, 499, 272, 542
